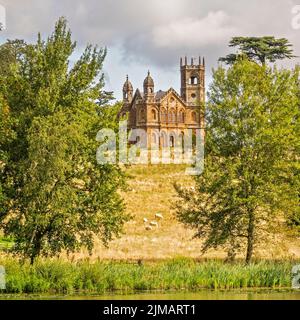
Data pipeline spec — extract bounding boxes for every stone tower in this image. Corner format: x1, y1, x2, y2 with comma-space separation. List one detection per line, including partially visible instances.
143, 71, 155, 102
123, 75, 133, 103
180, 56, 205, 105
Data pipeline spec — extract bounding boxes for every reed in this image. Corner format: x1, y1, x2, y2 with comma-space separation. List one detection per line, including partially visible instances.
0, 257, 296, 294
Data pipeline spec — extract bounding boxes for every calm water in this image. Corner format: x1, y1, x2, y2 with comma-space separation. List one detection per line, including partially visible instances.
1, 289, 300, 300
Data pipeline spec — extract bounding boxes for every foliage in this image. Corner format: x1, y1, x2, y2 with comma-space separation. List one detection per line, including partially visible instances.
219, 37, 295, 65
0, 39, 27, 76
0, 92, 16, 217
175, 60, 300, 263
0, 17, 130, 263
0, 257, 295, 293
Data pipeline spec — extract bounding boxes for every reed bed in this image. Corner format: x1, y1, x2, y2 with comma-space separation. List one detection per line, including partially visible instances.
0, 257, 296, 294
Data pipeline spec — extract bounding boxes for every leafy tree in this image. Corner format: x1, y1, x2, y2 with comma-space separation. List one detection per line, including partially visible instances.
219, 37, 295, 65
0, 39, 27, 76
0, 17, 130, 263
175, 60, 300, 263
286, 94, 300, 232
0, 94, 15, 217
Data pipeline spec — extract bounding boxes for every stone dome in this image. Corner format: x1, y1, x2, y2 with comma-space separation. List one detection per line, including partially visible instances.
143, 71, 154, 88
123, 75, 133, 92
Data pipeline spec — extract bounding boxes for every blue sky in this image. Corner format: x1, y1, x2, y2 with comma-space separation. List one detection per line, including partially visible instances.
1, 0, 300, 100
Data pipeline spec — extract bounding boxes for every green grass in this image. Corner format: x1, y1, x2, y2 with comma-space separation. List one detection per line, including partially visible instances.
0, 257, 297, 294
0, 236, 14, 251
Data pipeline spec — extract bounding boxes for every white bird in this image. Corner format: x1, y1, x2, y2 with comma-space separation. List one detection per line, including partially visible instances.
143, 218, 148, 223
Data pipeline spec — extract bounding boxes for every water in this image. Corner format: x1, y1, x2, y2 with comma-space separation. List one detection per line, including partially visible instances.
1, 289, 300, 300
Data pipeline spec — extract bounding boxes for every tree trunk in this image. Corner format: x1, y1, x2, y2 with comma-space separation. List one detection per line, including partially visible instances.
29, 232, 42, 265
30, 254, 35, 265
245, 210, 255, 264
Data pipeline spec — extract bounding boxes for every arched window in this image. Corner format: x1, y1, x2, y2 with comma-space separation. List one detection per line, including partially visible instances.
191, 111, 197, 122
189, 76, 198, 85
151, 109, 157, 120
179, 131, 185, 150
170, 135, 175, 148
160, 131, 168, 147
140, 109, 145, 121
151, 132, 157, 144
169, 109, 176, 123
178, 110, 185, 123
173, 112, 177, 123
161, 108, 167, 122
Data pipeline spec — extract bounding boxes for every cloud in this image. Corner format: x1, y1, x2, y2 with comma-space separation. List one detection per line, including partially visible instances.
0, 4, 6, 30
152, 11, 237, 48
1, 0, 300, 98
1, 1, 299, 64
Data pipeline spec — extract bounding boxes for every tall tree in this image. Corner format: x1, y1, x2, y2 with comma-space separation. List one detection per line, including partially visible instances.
0, 93, 15, 217
0, 17, 130, 263
219, 36, 295, 65
0, 39, 27, 76
174, 60, 300, 263
286, 85, 300, 233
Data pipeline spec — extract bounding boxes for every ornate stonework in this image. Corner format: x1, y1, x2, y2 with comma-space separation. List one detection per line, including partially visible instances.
119, 57, 205, 147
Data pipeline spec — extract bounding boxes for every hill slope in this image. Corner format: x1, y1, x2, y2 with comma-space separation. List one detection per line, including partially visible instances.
74, 164, 300, 261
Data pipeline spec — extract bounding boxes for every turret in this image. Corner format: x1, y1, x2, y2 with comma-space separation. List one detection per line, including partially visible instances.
123, 75, 133, 103
180, 56, 205, 105
143, 71, 154, 101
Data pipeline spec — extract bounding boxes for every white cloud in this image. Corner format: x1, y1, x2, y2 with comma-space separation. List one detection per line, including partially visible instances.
1, 0, 300, 98
0, 4, 6, 30
152, 11, 237, 48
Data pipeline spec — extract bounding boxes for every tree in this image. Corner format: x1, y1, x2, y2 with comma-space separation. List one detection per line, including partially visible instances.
219, 37, 295, 65
286, 88, 300, 233
0, 17, 130, 263
0, 39, 27, 76
174, 60, 300, 264
0, 94, 15, 217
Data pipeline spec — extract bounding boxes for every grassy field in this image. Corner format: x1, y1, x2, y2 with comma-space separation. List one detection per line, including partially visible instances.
68, 164, 300, 261
0, 258, 296, 294
1, 164, 300, 261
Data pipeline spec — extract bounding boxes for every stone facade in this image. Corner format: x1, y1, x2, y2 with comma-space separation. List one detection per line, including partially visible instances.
119, 57, 205, 148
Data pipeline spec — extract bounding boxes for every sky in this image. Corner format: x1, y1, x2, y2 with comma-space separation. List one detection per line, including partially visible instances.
0, 0, 300, 100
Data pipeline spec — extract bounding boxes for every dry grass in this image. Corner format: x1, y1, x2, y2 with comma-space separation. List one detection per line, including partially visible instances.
69, 164, 300, 261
